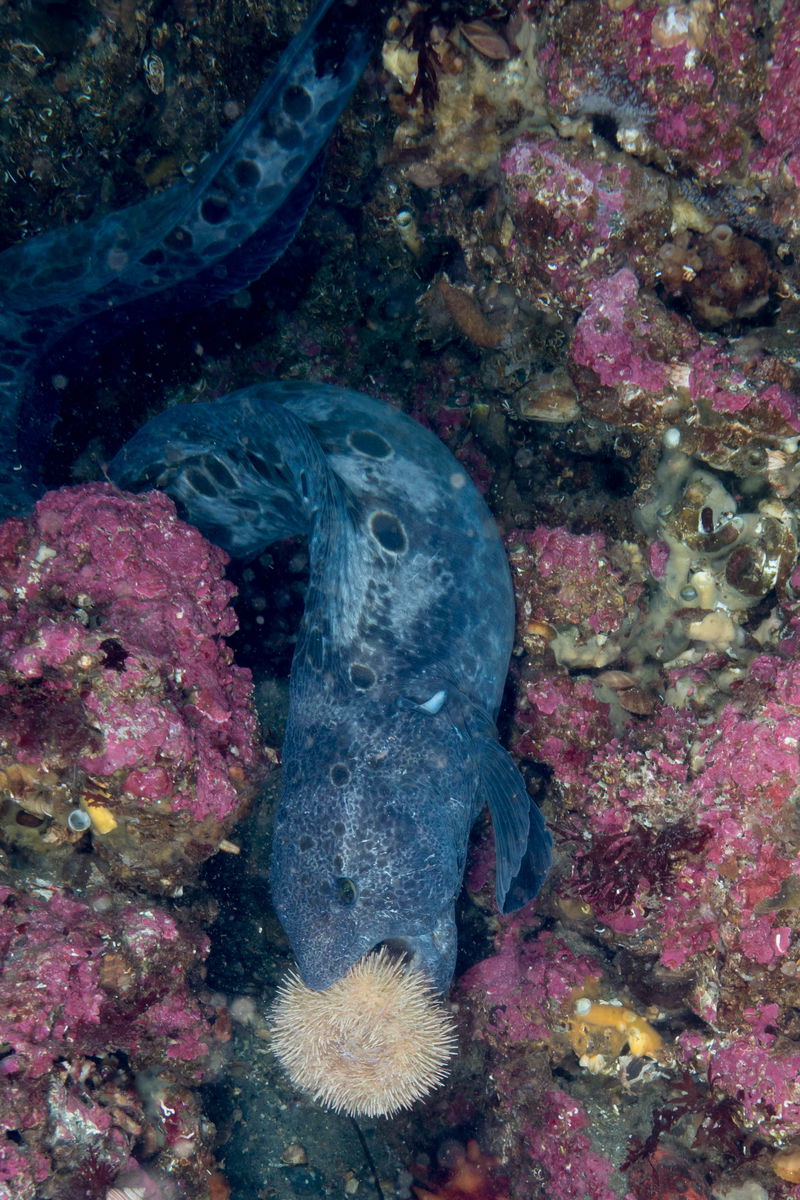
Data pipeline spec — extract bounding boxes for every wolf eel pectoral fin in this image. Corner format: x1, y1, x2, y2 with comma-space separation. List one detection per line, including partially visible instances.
479, 736, 553, 914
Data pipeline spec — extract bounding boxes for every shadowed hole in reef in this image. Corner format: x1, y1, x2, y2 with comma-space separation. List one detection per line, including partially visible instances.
224, 538, 310, 678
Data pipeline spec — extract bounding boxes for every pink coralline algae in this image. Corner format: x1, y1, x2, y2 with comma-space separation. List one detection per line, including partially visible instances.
507, 522, 646, 674
500, 137, 671, 313
0, 483, 261, 892
568, 269, 800, 491
488, 2, 800, 499
539, 0, 763, 182
455, 922, 645, 1197
470, 501, 800, 1193
458, 923, 604, 1047
680, 1025, 800, 1135
754, 0, 800, 206
514, 648, 800, 992
0, 879, 223, 1199
570, 269, 678, 397
524, 1090, 621, 1200
509, 526, 642, 644
451, 481, 800, 1195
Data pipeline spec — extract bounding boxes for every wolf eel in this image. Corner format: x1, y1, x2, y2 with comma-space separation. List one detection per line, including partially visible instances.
0, 0, 551, 992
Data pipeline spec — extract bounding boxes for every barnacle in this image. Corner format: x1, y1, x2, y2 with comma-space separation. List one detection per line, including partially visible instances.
658, 224, 773, 329
651, 1, 714, 53
513, 368, 579, 424
637, 449, 799, 678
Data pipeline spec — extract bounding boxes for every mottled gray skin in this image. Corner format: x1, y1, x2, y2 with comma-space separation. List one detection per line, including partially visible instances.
0, 0, 550, 993
112, 382, 551, 992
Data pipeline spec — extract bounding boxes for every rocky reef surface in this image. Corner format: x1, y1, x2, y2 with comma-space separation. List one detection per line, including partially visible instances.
376, 1, 800, 1195
4, 0, 800, 1197
0, 484, 261, 1199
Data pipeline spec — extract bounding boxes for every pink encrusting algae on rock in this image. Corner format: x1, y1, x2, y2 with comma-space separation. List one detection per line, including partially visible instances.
0, 881, 224, 1199
458, 922, 604, 1047
524, 1090, 621, 1200
454, 916, 649, 1196
500, 136, 672, 312
754, 0, 800, 190
0, 483, 261, 892
539, 0, 763, 181
458, 499, 800, 1194
441, 370, 800, 1189
512, 636, 800, 985
0, 484, 259, 1195
568, 269, 800, 456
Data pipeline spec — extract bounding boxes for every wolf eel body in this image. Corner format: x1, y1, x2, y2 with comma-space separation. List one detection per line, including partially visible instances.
0, 0, 551, 992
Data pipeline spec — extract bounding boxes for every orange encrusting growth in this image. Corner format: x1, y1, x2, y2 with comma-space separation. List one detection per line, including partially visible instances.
569, 999, 664, 1059
412, 1138, 512, 1200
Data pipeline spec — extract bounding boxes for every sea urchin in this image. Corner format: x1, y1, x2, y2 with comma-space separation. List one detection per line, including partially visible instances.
269, 947, 457, 1117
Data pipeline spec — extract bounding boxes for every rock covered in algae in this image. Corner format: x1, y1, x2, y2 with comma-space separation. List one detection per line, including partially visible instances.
450, 493, 800, 1196
0, 0, 314, 249
0, 877, 228, 1200
0, 483, 261, 893
568, 269, 800, 495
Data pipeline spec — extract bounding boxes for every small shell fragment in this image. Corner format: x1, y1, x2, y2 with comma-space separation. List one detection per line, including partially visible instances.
773, 1146, 800, 1183
281, 1143, 308, 1165
596, 670, 638, 690
459, 21, 512, 60
526, 619, 557, 641
143, 52, 165, 95
615, 688, 655, 716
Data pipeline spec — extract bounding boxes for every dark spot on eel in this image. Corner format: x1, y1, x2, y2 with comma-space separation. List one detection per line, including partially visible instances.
348, 429, 392, 458
184, 466, 218, 498
205, 455, 238, 490
349, 663, 376, 689
369, 510, 407, 554
330, 763, 350, 786
233, 159, 261, 189
201, 194, 232, 225
282, 84, 313, 121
